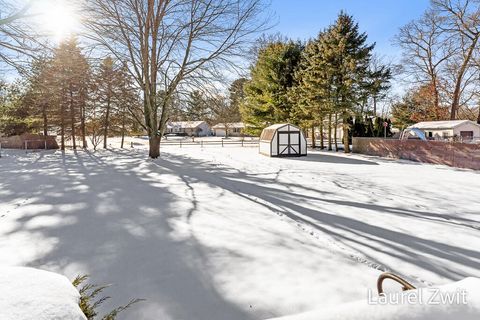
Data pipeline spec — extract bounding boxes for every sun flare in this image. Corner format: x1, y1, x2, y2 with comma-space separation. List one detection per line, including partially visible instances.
36, 0, 80, 42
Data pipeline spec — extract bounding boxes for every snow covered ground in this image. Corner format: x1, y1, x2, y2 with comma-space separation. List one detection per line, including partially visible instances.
1, 139, 479, 319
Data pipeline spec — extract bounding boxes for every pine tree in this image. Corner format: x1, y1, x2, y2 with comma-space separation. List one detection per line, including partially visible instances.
184, 91, 212, 122
49, 38, 90, 150
292, 34, 334, 149
319, 12, 375, 153
241, 41, 303, 135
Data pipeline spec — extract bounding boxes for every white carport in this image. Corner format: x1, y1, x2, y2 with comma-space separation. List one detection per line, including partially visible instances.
259, 123, 307, 157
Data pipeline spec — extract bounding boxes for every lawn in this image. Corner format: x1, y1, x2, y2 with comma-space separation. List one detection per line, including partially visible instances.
1, 140, 479, 320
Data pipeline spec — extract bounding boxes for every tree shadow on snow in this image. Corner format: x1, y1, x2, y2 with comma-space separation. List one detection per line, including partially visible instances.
0, 150, 255, 320
289, 152, 379, 165
1, 148, 480, 320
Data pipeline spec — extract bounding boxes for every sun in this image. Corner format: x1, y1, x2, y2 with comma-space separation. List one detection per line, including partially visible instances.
36, 0, 80, 42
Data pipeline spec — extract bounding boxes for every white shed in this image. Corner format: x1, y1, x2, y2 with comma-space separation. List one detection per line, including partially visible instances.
259, 123, 307, 157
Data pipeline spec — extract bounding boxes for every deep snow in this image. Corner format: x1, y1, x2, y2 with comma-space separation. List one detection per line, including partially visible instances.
1, 139, 479, 319
0, 267, 85, 320
268, 277, 480, 320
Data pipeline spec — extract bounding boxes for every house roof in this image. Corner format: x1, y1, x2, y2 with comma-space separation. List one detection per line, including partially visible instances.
168, 121, 207, 129
408, 120, 479, 130
212, 122, 245, 129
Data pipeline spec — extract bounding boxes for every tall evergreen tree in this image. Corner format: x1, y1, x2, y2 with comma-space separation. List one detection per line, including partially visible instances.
318, 12, 375, 152
184, 91, 212, 122
49, 38, 90, 150
241, 41, 303, 135
292, 34, 334, 149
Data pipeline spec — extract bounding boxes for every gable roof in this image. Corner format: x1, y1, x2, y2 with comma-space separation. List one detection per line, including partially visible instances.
212, 122, 245, 129
408, 120, 479, 130
168, 121, 207, 129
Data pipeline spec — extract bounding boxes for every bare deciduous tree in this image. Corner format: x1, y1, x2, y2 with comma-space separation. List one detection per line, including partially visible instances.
395, 10, 454, 117
432, 0, 480, 119
0, 0, 40, 70
83, 0, 269, 158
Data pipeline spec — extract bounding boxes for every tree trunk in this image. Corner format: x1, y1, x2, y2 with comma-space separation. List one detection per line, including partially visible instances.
103, 96, 111, 149
477, 106, 480, 125
343, 112, 350, 153
319, 117, 324, 149
334, 113, 338, 152
121, 113, 126, 148
70, 90, 76, 150
311, 126, 316, 148
328, 113, 332, 151
42, 104, 48, 137
432, 77, 440, 120
373, 96, 377, 116
149, 135, 161, 158
60, 101, 65, 150
450, 39, 478, 120
80, 102, 87, 148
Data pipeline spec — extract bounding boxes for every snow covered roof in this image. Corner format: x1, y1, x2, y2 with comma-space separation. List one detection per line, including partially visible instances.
168, 121, 207, 129
212, 122, 245, 129
264, 123, 292, 130
260, 123, 301, 141
408, 120, 479, 130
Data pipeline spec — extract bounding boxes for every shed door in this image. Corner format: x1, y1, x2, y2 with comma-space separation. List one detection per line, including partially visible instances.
278, 132, 300, 155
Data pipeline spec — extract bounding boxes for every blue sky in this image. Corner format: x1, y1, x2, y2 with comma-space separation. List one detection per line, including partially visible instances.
269, 0, 430, 60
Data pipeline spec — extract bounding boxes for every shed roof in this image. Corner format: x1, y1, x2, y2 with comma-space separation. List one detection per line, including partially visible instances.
263, 123, 301, 131
408, 120, 479, 130
260, 123, 301, 141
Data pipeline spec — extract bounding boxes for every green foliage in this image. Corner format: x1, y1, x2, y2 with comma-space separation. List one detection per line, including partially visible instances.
241, 41, 303, 135
293, 12, 384, 151
183, 91, 213, 122
229, 78, 247, 115
72, 275, 143, 320
0, 80, 41, 136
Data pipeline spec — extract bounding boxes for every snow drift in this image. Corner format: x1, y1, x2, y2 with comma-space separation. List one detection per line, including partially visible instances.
0, 267, 85, 320
267, 277, 480, 320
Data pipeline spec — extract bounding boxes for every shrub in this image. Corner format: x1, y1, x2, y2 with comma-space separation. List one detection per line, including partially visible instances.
72, 275, 143, 320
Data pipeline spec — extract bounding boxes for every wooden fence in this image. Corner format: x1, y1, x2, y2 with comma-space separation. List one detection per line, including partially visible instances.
353, 137, 480, 170
159, 139, 259, 148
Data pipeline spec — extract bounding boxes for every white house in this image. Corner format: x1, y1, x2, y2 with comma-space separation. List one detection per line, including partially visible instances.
212, 122, 245, 137
407, 120, 480, 140
166, 121, 211, 137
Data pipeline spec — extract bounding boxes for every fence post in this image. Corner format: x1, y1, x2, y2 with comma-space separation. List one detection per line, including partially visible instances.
44, 140, 47, 150
201, 140, 203, 148
25, 140, 28, 153
241, 139, 244, 147
221, 139, 224, 147
0, 142, 2, 158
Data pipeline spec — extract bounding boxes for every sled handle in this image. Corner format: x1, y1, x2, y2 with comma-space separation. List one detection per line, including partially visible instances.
377, 272, 416, 295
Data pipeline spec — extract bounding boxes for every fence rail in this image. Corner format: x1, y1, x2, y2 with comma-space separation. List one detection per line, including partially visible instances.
160, 139, 259, 148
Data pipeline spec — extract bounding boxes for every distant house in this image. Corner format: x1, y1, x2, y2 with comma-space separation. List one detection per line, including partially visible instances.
166, 121, 210, 137
408, 120, 480, 140
212, 122, 245, 137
